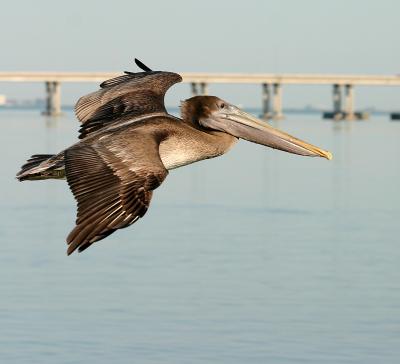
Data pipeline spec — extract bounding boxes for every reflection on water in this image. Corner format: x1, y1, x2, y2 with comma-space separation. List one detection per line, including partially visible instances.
1, 110, 399, 364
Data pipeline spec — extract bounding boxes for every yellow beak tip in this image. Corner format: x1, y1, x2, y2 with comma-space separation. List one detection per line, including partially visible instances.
325, 151, 333, 160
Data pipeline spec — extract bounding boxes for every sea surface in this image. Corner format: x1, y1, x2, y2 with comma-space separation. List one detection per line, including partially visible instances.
0, 109, 399, 363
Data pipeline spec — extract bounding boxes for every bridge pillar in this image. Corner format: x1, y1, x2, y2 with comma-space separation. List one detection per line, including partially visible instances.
191, 82, 208, 96
333, 84, 343, 117
324, 83, 367, 120
344, 84, 355, 120
200, 82, 208, 95
261, 83, 272, 119
43, 81, 62, 116
191, 82, 199, 96
272, 83, 284, 120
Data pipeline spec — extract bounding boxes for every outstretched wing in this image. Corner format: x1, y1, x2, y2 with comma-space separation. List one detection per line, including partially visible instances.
64, 130, 168, 255
75, 59, 182, 139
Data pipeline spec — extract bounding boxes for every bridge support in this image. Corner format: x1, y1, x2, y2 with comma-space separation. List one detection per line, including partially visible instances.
191, 82, 208, 96
323, 84, 345, 120
272, 83, 284, 120
344, 84, 355, 120
200, 82, 208, 95
43, 81, 62, 116
261, 83, 272, 119
191, 82, 198, 96
323, 83, 368, 120
333, 84, 343, 119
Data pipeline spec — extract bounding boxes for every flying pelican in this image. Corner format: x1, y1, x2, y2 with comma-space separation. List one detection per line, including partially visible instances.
16, 59, 332, 255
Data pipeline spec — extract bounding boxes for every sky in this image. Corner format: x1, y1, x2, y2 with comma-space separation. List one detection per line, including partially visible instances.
1, 0, 399, 110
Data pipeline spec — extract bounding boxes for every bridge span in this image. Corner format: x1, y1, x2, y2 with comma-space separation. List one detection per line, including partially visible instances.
1, 72, 399, 119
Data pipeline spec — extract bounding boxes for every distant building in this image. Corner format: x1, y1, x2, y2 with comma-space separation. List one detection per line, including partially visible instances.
0, 95, 6, 105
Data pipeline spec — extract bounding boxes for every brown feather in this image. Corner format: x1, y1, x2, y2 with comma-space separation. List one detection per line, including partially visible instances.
64, 134, 168, 255
75, 71, 182, 139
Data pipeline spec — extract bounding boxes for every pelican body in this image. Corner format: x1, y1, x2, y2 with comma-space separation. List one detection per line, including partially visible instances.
17, 59, 331, 255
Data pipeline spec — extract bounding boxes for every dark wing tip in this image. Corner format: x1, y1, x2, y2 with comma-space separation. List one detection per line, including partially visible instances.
135, 58, 153, 72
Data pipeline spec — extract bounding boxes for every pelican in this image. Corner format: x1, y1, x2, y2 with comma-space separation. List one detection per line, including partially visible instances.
16, 59, 332, 255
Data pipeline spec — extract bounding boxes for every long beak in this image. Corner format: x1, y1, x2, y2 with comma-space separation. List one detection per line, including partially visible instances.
217, 107, 332, 160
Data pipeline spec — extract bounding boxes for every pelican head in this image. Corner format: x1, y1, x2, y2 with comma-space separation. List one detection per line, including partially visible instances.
181, 96, 332, 160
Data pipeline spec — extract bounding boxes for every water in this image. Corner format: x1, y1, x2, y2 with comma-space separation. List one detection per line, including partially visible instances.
1, 110, 399, 363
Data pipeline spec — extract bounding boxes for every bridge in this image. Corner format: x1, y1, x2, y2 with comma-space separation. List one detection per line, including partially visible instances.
1, 72, 400, 119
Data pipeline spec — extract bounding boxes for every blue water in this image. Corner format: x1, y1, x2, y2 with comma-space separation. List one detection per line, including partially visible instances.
1, 110, 399, 363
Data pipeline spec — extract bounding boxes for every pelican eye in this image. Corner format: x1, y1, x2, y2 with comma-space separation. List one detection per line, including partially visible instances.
220, 103, 225, 109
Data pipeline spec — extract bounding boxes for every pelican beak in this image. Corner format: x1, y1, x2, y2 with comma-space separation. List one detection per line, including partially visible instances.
207, 105, 332, 160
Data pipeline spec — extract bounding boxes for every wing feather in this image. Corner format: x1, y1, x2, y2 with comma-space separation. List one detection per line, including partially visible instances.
74, 60, 182, 139
64, 134, 168, 255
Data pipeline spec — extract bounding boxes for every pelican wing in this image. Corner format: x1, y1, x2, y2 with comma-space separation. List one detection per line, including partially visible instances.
75, 59, 182, 139
64, 131, 168, 255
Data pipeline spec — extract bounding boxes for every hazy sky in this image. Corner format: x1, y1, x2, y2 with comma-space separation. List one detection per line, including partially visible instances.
1, 0, 399, 109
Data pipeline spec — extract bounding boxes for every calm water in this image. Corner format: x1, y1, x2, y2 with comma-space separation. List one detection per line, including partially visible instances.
1, 109, 399, 363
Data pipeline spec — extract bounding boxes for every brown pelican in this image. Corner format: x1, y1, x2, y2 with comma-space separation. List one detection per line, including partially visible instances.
16, 59, 332, 255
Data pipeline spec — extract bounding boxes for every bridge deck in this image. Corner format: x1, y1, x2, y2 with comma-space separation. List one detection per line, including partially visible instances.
0, 72, 400, 86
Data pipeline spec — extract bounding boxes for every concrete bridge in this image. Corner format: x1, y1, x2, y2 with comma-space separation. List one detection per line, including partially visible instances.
1, 72, 400, 119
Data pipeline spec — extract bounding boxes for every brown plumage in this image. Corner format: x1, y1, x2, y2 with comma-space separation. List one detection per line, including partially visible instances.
16, 59, 332, 255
